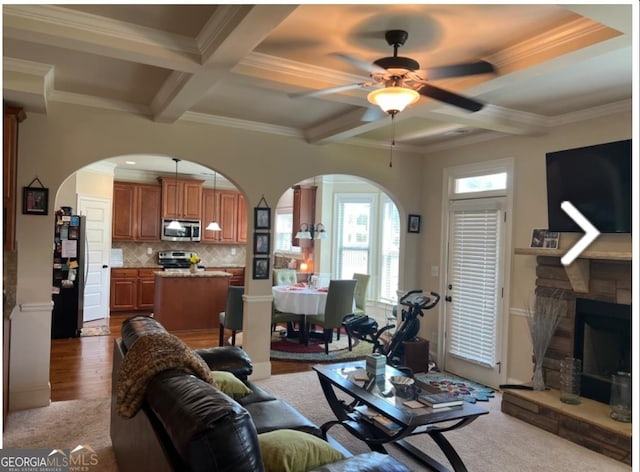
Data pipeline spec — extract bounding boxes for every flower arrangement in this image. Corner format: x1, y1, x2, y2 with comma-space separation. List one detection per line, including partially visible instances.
189, 254, 200, 265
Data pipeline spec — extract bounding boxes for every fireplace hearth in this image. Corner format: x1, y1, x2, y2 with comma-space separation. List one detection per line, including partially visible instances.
503, 250, 632, 464
574, 298, 631, 403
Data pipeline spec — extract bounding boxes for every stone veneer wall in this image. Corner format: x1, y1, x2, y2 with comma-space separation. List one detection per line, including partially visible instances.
112, 241, 246, 268
535, 256, 632, 390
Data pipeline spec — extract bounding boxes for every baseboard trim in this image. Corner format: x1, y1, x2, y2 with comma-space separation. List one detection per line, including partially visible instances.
9, 384, 51, 411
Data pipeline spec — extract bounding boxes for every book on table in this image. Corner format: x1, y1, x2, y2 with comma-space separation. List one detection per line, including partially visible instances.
418, 392, 464, 408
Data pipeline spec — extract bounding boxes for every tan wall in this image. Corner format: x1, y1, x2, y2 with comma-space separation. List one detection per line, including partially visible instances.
9, 101, 631, 408
419, 110, 632, 384
11, 102, 424, 407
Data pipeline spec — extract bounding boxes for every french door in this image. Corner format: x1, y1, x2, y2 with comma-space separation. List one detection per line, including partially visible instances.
443, 197, 506, 388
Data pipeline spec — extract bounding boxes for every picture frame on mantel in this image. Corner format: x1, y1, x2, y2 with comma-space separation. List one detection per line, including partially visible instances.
530, 228, 560, 249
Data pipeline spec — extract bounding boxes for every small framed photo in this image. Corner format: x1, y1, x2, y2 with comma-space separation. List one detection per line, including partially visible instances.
408, 214, 421, 233
253, 257, 270, 280
255, 207, 271, 230
23, 187, 49, 215
254, 232, 270, 255
530, 229, 560, 249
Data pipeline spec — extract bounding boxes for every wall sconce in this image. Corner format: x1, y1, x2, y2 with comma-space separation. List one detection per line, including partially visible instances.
295, 223, 328, 240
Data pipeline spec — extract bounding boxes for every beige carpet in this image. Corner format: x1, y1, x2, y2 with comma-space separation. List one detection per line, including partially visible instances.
1, 372, 631, 472
3, 398, 117, 471
255, 370, 632, 472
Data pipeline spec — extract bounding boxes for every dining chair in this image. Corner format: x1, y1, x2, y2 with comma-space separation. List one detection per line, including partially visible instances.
218, 286, 244, 346
273, 268, 298, 286
352, 273, 370, 315
305, 279, 357, 354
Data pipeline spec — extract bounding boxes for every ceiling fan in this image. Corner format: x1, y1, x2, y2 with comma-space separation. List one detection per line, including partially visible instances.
291, 30, 496, 117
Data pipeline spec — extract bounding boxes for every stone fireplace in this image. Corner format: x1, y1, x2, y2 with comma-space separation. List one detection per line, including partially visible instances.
502, 249, 632, 465
536, 255, 632, 398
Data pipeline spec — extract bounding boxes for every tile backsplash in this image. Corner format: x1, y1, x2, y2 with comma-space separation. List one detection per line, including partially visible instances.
112, 242, 246, 268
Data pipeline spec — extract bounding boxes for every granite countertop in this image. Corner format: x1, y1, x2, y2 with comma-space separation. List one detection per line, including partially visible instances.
155, 271, 232, 278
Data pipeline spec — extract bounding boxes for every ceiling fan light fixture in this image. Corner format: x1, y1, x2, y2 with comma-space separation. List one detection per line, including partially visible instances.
368, 86, 419, 115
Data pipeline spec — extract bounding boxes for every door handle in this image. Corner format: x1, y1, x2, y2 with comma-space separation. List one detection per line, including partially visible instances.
445, 296, 452, 302
102, 264, 109, 269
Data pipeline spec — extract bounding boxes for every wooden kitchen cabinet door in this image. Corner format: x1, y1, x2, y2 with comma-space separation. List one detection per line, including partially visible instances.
137, 269, 157, 309
113, 182, 161, 241
136, 184, 161, 240
110, 269, 138, 311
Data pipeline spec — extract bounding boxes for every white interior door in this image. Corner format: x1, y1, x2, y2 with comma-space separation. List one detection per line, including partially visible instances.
443, 197, 506, 388
78, 195, 112, 323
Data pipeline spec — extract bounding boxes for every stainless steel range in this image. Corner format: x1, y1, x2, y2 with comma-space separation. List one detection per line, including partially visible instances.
157, 250, 198, 270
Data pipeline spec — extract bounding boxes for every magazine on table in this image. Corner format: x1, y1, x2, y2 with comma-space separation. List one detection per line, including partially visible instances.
417, 392, 464, 408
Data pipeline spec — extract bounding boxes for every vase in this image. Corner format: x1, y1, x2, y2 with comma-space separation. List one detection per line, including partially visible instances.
532, 362, 546, 391
559, 357, 581, 404
610, 371, 631, 422
190, 264, 198, 273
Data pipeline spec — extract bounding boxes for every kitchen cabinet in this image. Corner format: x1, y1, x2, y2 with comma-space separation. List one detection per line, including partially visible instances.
160, 178, 203, 220
110, 268, 159, 312
3, 105, 26, 251
292, 185, 316, 248
208, 267, 245, 286
112, 182, 161, 241
137, 268, 158, 310
201, 189, 247, 244
110, 268, 138, 312
237, 194, 247, 243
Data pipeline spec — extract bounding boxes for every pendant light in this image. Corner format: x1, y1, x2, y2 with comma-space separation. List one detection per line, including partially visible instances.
167, 158, 182, 230
206, 171, 222, 231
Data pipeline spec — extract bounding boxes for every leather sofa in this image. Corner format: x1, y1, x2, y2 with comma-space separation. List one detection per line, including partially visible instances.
110, 316, 409, 472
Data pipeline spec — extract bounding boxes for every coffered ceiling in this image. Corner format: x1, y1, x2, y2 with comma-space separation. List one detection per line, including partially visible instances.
3, 4, 634, 168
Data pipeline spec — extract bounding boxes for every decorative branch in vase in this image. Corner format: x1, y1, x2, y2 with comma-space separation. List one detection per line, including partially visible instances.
526, 290, 566, 390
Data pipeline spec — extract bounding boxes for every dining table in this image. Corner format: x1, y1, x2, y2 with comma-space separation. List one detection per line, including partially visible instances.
272, 284, 329, 344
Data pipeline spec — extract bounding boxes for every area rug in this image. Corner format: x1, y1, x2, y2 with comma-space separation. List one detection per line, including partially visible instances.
270, 329, 374, 362
81, 326, 111, 337
414, 371, 495, 403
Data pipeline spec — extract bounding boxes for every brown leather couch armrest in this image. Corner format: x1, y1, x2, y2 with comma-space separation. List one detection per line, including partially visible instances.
195, 346, 253, 380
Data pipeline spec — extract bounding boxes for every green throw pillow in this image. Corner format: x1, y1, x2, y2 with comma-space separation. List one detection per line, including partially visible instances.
258, 429, 345, 472
210, 371, 253, 399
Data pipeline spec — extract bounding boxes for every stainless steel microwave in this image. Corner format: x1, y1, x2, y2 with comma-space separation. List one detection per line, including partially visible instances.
161, 219, 201, 242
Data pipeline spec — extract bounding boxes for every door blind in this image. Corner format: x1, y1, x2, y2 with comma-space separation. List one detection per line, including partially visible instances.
448, 206, 501, 367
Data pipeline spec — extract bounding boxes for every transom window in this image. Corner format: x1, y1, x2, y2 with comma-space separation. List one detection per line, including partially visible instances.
454, 172, 507, 195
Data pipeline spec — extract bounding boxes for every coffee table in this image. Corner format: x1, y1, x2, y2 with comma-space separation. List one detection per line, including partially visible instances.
313, 361, 489, 472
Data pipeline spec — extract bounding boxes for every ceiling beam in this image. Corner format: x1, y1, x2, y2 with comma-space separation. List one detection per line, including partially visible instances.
150, 5, 297, 123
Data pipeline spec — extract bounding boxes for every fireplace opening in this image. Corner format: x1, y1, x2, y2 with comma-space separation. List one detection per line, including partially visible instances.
573, 298, 631, 404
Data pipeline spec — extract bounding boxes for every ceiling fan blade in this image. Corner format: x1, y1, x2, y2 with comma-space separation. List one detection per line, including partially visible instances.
424, 61, 495, 80
288, 83, 369, 99
330, 52, 387, 75
417, 83, 485, 112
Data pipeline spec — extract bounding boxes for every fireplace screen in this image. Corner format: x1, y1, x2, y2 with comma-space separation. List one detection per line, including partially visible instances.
574, 298, 631, 403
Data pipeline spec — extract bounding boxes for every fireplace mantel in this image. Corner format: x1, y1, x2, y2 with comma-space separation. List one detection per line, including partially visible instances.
514, 248, 632, 293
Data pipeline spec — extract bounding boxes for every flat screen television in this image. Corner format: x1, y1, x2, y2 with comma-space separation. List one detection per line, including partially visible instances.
545, 139, 631, 233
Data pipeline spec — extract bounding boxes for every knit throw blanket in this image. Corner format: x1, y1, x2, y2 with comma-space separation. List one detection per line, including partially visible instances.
117, 331, 216, 418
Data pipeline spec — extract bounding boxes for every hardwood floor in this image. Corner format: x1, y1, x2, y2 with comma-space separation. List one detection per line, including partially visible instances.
49, 313, 314, 402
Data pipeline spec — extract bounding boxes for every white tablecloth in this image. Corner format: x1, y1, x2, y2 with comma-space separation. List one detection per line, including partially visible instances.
272, 285, 328, 315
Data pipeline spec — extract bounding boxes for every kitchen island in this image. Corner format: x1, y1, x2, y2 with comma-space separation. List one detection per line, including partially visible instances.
153, 271, 232, 331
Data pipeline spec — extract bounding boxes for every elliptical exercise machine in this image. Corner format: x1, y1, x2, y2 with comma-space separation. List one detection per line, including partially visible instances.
342, 289, 440, 370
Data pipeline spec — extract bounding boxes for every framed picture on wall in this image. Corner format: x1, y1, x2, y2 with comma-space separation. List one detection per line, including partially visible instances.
23, 187, 49, 215
253, 257, 270, 280
255, 207, 271, 230
254, 232, 270, 255
408, 214, 421, 233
